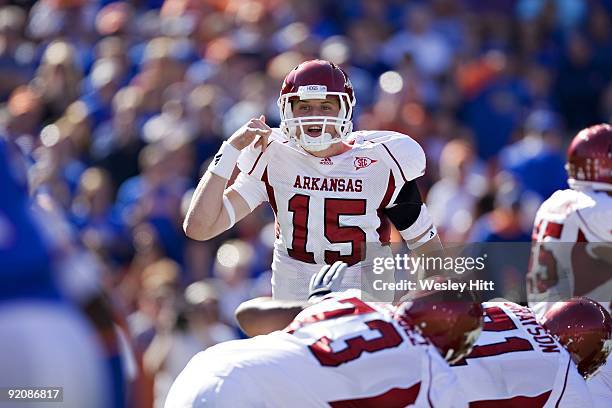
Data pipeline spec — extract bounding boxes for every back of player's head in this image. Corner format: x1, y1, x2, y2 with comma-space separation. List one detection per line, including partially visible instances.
541, 297, 612, 379
394, 277, 484, 363
566, 123, 612, 192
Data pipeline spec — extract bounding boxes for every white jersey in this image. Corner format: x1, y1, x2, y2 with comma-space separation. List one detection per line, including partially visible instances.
165, 290, 466, 408
452, 302, 593, 407
526, 189, 612, 408
527, 188, 612, 317
231, 129, 432, 300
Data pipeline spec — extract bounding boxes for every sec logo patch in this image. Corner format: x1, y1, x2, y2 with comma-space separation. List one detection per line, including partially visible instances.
354, 157, 377, 170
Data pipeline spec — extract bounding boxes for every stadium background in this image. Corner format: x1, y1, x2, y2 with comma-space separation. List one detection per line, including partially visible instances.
1, 0, 611, 406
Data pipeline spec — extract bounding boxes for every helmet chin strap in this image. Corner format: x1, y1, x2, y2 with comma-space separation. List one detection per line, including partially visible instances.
300, 131, 340, 152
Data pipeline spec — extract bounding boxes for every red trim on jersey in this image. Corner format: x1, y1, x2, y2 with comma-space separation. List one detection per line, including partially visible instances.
544, 221, 563, 239
376, 171, 395, 244
285, 297, 377, 334
427, 352, 434, 408
532, 220, 542, 240
576, 229, 587, 242
575, 209, 607, 241
469, 390, 552, 408
247, 140, 273, 175
329, 383, 421, 408
261, 167, 277, 214
381, 143, 407, 183
554, 356, 572, 407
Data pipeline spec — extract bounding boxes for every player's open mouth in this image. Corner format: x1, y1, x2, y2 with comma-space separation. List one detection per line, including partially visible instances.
306, 125, 322, 137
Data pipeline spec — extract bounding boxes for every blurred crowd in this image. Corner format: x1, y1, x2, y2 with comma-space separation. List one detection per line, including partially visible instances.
1, 0, 611, 405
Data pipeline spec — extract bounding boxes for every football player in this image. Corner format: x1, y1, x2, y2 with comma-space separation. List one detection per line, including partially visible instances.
526, 123, 612, 406
426, 298, 610, 407
0, 138, 114, 408
184, 60, 441, 300
164, 262, 482, 408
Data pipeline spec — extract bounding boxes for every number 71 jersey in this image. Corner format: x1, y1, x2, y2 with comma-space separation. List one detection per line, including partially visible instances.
451, 302, 593, 407
231, 129, 429, 300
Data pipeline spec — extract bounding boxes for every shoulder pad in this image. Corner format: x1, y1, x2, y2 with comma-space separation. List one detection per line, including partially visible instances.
371, 131, 426, 183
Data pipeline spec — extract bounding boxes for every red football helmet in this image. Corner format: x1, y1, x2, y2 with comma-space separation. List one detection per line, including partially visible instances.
541, 297, 612, 379
277, 60, 356, 152
566, 123, 612, 191
394, 280, 484, 363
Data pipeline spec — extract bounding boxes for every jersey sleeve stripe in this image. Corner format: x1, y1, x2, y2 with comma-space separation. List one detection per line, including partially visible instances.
554, 353, 572, 408
376, 171, 395, 244
247, 140, 274, 175
261, 167, 277, 214
426, 351, 434, 408
381, 143, 407, 183
329, 384, 421, 408
544, 222, 563, 239
469, 390, 552, 408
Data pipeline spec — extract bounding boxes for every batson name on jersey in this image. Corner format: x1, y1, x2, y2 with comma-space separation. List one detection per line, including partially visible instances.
229, 130, 433, 300
165, 290, 466, 408
452, 302, 593, 407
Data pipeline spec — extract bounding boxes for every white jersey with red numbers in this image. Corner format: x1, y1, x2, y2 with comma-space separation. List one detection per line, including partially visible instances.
165, 290, 466, 408
526, 189, 612, 408
527, 188, 612, 317
451, 302, 593, 407
230, 129, 432, 300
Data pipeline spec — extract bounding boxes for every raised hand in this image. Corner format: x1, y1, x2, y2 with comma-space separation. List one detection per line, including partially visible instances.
229, 115, 273, 151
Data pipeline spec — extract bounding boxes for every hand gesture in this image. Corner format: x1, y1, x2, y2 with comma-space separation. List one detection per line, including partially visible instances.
228, 115, 272, 151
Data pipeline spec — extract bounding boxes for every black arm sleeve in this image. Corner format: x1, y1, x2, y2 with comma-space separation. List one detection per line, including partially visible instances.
382, 180, 424, 230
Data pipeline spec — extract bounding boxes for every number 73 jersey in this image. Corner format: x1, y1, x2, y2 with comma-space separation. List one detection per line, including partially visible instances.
230, 129, 430, 300
451, 302, 593, 407
165, 290, 467, 407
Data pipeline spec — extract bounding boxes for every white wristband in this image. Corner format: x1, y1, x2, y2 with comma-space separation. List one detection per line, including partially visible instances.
208, 142, 241, 180
223, 195, 236, 229
407, 225, 438, 250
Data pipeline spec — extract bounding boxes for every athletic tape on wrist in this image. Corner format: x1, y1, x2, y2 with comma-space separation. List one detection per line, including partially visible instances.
208, 142, 241, 180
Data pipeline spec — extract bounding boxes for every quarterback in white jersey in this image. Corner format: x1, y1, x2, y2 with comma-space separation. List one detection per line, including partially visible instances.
184, 60, 440, 300
165, 290, 465, 408
451, 301, 594, 407
526, 124, 612, 407
231, 128, 429, 299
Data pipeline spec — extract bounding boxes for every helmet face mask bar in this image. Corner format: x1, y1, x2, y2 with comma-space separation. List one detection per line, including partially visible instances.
277, 61, 356, 152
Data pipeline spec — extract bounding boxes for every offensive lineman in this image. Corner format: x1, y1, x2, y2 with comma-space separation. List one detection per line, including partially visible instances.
443, 299, 609, 406
164, 263, 481, 408
183, 60, 441, 300
230, 265, 609, 407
